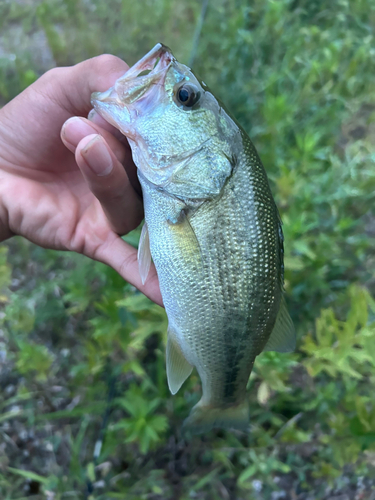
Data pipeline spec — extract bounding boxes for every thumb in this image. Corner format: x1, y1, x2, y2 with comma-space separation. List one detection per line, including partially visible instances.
56, 54, 129, 116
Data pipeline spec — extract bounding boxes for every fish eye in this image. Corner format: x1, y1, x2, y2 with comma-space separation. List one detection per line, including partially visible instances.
176, 84, 201, 108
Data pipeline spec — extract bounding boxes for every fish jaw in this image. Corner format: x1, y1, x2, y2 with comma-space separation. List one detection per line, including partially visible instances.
91, 43, 175, 137
90, 87, 132, 135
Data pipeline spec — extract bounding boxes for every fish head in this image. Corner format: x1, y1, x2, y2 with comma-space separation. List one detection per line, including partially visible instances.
91, 43, 239, 197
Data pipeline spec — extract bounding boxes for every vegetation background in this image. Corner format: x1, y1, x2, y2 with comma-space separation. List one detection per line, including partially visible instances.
1, 0, 375, 498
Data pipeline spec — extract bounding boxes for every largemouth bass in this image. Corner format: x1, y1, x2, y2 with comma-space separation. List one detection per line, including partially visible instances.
91, 44, 295, 433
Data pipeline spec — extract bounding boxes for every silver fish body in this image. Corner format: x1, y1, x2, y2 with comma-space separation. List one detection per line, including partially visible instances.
92, 44, 295, 433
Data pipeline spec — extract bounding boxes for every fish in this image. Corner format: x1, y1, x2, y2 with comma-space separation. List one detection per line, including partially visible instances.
91, 43, 295, 434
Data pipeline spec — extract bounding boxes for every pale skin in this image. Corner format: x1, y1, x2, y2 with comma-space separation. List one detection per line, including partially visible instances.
0, 54, 162, 306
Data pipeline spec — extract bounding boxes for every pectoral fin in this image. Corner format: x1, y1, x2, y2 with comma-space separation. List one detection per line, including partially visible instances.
168, 210, 203, 275
166, 329, 193, 395
137, 222, 151, 285
263, 296, 296, 353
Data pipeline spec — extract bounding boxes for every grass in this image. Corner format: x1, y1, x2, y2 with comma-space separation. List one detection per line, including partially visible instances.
1, 0, 375, 498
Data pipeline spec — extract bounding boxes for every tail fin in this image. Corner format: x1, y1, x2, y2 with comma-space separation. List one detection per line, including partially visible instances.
183, 400, 250, 435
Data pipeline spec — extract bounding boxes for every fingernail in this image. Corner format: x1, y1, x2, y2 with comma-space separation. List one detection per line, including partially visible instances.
81, 135, 113, 176
62, 117, 97, 148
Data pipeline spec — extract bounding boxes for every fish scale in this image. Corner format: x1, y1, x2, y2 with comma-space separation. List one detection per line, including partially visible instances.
139, 131, 281, 414
91, 43, 295, 433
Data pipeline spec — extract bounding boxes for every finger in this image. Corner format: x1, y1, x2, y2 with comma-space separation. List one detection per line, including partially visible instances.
76, 133, 143, 235
61, 116, 129, 162
61, 116, 141, 197
61, 54, 129, 116
95, 233, 163, 307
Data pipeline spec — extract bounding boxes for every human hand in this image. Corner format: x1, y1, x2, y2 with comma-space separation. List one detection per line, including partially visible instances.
0, 55, 162, 305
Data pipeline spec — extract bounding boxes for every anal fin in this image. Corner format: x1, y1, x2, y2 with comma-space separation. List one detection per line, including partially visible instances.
166, 329, 193, 395
263, 296, 296, 353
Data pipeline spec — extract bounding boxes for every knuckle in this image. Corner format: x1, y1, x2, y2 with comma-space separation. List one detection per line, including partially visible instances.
29, 67, 70, 106
40, 66, 68, 84
119, 251, 138, 277
100, 186, 129, 206
91, 178, 124, 197
91, 54, 128, 74
109, 183, 129, 201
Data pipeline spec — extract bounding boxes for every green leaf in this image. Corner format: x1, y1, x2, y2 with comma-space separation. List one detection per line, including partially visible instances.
191, 468, 218, 491
0, 409, 23, 423
7, 467, 49, 485
238, 465, 257, 484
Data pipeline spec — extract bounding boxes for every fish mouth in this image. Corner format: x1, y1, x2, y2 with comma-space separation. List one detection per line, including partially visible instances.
91, 43, 174, 107
120, 43, 174, 80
